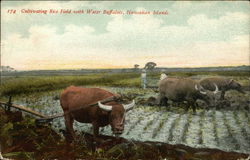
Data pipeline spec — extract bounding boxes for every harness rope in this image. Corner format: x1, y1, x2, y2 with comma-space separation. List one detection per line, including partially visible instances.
35, 95, 122, 124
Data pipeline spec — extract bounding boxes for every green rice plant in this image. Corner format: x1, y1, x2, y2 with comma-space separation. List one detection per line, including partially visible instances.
167, 114, 181, 142
233, 111, 250, 145
143, 118, 156, 131
152, 113, 169, 138
212, 110, 219, 146
243, 111, 250, 125
126, 116, 144, 135
181, 113, 192, 143
198, 110, 205, 145
222, 112, 239, 150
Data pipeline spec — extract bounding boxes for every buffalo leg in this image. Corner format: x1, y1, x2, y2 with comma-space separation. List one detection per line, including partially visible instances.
161, 97, 168, 107
92, 122, 100, 141
156, 93, 168, 106
191, 103, 197, 114
186, 100, 197, 114
93, 125, 99, 138
64, 114, 75, 142
185, 103, 190, 112
220, 90, 225, 100
92, 123, 106, 144
156, 94, 163, 106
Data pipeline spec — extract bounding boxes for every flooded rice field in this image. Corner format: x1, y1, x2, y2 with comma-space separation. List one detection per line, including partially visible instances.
14, 86, 250, 154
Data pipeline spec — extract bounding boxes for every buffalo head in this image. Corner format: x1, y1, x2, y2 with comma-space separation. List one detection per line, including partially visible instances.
98, 100, 135, 136
195, 83, 220, 107
228, 79, 245, 94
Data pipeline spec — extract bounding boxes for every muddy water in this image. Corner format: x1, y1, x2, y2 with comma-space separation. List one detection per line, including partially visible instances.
14, 87, 250, 154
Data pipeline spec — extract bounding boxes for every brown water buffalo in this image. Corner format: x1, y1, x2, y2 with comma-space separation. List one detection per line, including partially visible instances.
157, 77, 219, 113
60, 86, 135, 141
200, 77, 245, 100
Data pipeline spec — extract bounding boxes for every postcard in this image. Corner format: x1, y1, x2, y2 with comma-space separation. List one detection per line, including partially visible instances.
0, 1, 249, 160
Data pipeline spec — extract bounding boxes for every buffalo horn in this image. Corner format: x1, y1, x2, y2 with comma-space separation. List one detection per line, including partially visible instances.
213, 83, 219, 94
123, 100, 135, 111
195, 84, 207, 95
98, 101, 112, 111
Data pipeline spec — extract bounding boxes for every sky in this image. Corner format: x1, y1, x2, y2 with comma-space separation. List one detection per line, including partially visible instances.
1, 1, 249, 70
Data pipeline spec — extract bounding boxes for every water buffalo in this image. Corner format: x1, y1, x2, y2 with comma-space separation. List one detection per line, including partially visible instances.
157, 78, 219, 113
60, 86, 135, 142
200, 77, 245, 100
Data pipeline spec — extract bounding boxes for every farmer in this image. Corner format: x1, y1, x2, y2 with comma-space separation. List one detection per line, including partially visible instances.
141, 69, 147, 89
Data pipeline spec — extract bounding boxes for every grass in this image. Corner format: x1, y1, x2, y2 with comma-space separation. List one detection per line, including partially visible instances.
1, 70, 248, 97
147, 71, 250, 78
0, 73, 140, 96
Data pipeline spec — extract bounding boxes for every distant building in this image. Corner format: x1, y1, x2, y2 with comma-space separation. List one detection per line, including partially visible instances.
1, 66, 16, 72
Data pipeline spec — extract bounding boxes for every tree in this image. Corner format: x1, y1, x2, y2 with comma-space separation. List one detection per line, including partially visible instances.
134, 64, 140, 69
144, 62, 157, 70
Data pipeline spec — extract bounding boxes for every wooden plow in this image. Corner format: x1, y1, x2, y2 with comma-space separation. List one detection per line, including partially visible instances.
0, 95, 122, 124
0, 96, 48, 118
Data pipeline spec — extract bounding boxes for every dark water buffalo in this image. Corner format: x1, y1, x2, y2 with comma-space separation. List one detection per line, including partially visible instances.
157, 78, 219, 113
60, 86, 135, 141
200, 77, 245, 100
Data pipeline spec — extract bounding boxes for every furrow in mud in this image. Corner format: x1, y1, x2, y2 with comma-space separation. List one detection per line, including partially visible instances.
151, 112, 169, 139
233, 111, 250, 146
202, 110, 218, 149
185, 112, 202, 148
222, 111, 239, 151
119, 108, 147, 135
236, 111, 250, 153
153, 112, 179, 142
180, 112, 192, 144
238, 111, 250, 135
171, 113, 188, 144
198, 110, 205, 145
154, 112, 174, 142
225, 111, 250, 153
136, 111, 164, 141
167, 113, 181, 143
215, 111, 235, 152
123, 111, 155, 140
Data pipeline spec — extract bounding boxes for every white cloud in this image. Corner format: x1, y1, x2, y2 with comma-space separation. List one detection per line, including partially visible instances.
155, 34, 249, 67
